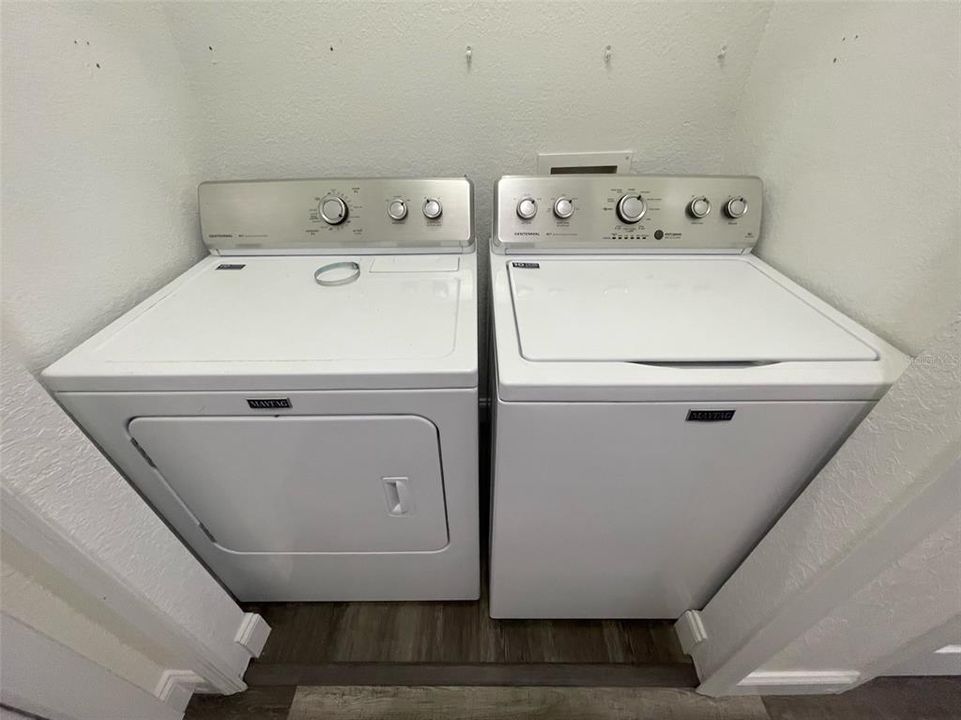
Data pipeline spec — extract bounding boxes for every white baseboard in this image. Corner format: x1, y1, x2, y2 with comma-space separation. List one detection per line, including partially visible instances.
234, 612, 271, 658
675, 610, 709, 656
735, 670, 861, 695
155, 670, 208, 712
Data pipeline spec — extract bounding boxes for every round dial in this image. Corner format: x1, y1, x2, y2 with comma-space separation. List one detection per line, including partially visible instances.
423, 198, 443, 219
553, 197, 574, 219
616, 194, 647, 223
387, 199, 408, 221
516, 197, 538, 220
320, 196, 348, 225
725, 196, 748, 219
688, 196, 711, 219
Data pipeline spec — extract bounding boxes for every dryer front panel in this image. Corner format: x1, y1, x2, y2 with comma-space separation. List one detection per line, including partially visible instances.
128, 415, 449, 554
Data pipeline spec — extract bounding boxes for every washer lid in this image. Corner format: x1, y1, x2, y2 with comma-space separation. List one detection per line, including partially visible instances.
509, 257, 878, 363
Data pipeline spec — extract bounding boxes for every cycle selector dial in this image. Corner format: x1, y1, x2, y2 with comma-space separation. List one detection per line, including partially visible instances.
387, 199, 408, 221
552, 197, 574, 219
320, 196, 348, 225
725, 196, 748, 219
616, 194, 647, 223
688, 196, 711, 218
422, 198, 443, 219
516, 197, 538, 220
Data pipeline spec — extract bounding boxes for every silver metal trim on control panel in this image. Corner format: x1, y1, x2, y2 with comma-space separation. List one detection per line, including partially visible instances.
199, 177, 474, 255
492, 175, 762, 254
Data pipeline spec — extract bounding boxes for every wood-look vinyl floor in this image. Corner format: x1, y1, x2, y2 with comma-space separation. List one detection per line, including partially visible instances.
185, 677, 961, 720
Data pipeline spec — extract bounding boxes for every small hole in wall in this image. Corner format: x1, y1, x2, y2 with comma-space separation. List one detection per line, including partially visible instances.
833, 57, 837, 63
208, 45, 213, 51
330, 45, 334, 52
96, 63, 101, 69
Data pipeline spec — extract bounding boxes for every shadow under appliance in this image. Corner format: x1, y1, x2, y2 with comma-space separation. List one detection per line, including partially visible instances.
488, 174, 909, 619
44, 177, 479, 602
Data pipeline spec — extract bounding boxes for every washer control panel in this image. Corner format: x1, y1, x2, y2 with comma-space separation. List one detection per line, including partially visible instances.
200, 177, 473, 254
493, 175, 762, 253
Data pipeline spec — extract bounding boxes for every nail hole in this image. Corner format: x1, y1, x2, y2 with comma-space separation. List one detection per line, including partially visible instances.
96, 63, 101, 68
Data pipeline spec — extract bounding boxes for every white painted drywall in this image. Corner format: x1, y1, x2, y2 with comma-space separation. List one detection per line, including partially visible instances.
1, 1, 205, 372
761, 508, 961, 675
722, 2, 961, 355
686, 312, 961, 693
0, 338, 256, 701
1, 533, 173, 695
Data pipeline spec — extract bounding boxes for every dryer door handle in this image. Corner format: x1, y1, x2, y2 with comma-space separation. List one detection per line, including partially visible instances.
383, 477, 413, 516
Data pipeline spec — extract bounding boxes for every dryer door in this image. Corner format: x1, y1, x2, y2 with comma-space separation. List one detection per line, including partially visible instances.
128, 415, 449, 553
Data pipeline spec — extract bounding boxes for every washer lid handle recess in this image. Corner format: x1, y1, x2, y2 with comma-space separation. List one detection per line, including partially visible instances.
314, 261, 361, 287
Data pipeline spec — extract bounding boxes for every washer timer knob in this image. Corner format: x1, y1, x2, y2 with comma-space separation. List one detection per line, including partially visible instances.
553, 197, 574, 219
387, 199, 408, 221
725, 196, 749, 219
320, 196, 348, 225
423, 198, 443, 219
616, 194, 647, 223
688, 196, 711, 219
516, 197, 538, 220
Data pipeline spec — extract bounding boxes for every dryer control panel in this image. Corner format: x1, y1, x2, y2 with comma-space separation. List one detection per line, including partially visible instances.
200, 177, 474, 255
493, 175, 762, 254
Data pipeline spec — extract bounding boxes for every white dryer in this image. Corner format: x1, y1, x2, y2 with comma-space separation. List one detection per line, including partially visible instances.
44, 177, 479, 602
488, 175, 908, 619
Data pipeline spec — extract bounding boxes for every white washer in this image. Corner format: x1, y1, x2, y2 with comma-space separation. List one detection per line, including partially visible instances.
488, 175, 909, 619
44, 177, 479, 602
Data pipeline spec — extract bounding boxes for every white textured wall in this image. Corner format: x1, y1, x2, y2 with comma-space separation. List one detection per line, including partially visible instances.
0, 338, 253, 698
722, 2, 961, 355
762, 508, 961, 674
1, 533, 173, 694
689, 312, 961, 690
1, 1, 204, 372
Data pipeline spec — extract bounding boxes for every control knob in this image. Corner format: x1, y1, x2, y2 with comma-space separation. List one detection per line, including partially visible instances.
516, 197, 538, 220
320, 196, 348, 225
616, 194, 647, 223
387, 199, 408, 221
725, 196, 748, 219
688, 196, 711, 219
423, 198, 443, 219
553, 197, 574, 219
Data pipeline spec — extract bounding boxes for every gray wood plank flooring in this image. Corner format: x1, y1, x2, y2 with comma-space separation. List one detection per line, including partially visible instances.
287, 686, 770, 720
185, 678, 961, 720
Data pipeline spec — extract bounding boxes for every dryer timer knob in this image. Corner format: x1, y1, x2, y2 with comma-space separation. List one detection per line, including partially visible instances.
320, 196, 348, 225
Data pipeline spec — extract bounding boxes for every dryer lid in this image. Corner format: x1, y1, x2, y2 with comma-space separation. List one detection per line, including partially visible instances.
508, 257, 879, 364
96, 256, 462, 364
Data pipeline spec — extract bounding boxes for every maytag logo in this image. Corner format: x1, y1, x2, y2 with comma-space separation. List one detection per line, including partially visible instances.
247, 398, 292, 410
686, 409, 735, 422
512, 262, 540, 269
216, 263, 246, 270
